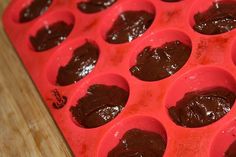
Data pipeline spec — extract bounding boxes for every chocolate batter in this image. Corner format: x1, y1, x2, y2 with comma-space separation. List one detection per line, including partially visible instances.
168, 87, 236, 128
19, 0, 52, 23
78, 0, 116, 13
225, 141, 236, 157
108, 128, 166, 157
130, 40, 191, 81
56, 41, 99, 86
70, 84, 129, 128
106, 11, 154, 44
193, 1, 236, 35
30, 21, 73, 52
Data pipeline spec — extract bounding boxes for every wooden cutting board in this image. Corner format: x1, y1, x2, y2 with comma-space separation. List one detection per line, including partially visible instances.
0, 1, 72, 156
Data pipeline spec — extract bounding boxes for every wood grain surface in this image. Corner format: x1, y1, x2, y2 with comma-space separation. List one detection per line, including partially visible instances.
0, 1, 72, 156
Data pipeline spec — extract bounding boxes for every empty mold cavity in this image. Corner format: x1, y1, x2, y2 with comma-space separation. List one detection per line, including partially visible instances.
47, 38, 99, 86
77, 0, 117, 14
189, 0, 236, 35
28, 10, 75, 52
129, 29, 192, 82
69, 74, 129, 128
210, 120, 236, 157
97, 116, 167, 157
166, 66, 236, 128
12, 0, 53, 23
100, 0, 156, 44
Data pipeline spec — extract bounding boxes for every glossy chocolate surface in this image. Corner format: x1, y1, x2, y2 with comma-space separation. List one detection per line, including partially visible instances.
169, 87, 236, 128
130, 40, 191, 81
106, 11, 154, 44
108, 128, 166, 157
56, 41, 99, 86
19, 0, 52, 23
193, 1, 236, 35
70, 84, 129, 128
78, 0, 116, 13
30, 21, 73, 52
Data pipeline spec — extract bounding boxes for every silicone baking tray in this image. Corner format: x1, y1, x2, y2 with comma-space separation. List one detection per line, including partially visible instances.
3, 0, 236, 156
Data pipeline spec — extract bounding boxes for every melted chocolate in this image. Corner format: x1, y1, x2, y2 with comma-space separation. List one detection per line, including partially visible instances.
19, 0, 52, 23
70, 84, 129, 128
193, 1, 236, 35
225, 141, 236, 157
56, 41, 99, 86
168, 87, 236, 128
130, 40, 191, 81
108, 128, 166, 157
106, 11, 154, 44
78, 0, 116, 13
30, 21, 73, 52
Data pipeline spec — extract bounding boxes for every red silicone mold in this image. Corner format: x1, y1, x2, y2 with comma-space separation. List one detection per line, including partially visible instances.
3, 0, 236, 156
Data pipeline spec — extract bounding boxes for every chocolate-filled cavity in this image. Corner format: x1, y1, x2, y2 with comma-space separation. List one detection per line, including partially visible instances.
78, 0, 116, 14
193, 1, 236, 35
56, 41, 99, 86
130, 40, 191, 81
19, 0, 52, 23
30, 21, 73, 52
225, 141, 236, 157
108, 128, 166, 157
106, 11, 154, 44
70, 84, 129, 128
168, 87, 236, 128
